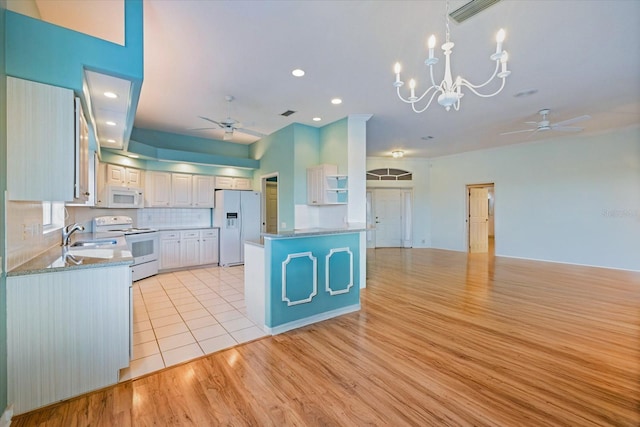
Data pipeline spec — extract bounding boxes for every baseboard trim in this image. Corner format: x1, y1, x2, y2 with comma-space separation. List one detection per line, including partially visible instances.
1, 405, 14, 427
497, 254, 640, 273
266, 304, 361, 335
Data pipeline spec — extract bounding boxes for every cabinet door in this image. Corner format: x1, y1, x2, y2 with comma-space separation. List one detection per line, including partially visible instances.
192, 175, 215, 207
307, 167, 323, 205
145, 171, 172, 207
106, 164, 126, 186
200, 230, 219, 264
233, 178, 252, 190
171, 173, 193, 207
126, 168, 143, 188
74, 102, 90, 202
160, 237, 181, 270
215, 176, 234, 190
180, 231, 201, 267
7, 77, 75, 201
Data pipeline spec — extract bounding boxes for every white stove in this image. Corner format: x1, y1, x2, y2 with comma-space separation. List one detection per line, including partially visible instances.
94, 216, 159, 281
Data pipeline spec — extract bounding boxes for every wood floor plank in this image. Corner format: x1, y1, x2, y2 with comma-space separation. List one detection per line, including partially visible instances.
12, 248, 640, 426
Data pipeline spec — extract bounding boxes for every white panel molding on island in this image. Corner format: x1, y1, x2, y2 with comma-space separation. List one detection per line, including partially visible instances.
281, 252, 317, 306
325, 247, 354, 296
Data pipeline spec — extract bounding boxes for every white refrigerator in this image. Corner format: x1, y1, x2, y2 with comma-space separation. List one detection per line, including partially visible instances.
214, 190, 261, 266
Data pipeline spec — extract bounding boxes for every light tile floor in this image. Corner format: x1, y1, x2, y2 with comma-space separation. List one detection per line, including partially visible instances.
119, 265, 267, 381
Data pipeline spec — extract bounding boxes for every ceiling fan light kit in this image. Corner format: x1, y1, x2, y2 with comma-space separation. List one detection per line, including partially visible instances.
393, 0, 510, 113
194, 95, 266, 141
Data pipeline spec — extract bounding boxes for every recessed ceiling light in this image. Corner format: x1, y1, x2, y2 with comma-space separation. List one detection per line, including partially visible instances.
331, 98, 342, 105
312, 117, 322, 122
103, 91, 118, 99
128, 154, 139, 158
105, 121, 117, 126
392, 150, 404, 158
106, 139, 116, 143
292, 69, 305, 77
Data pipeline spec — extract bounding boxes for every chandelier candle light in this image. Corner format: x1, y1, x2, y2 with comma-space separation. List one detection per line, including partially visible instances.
393, 1, 511, 112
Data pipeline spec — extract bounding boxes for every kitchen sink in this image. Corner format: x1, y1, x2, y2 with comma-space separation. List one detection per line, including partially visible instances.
70, 239, 119, 247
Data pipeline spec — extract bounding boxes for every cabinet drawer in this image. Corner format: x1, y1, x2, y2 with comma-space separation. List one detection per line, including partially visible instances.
180, 231, 200, 239
201, 230, 218, 238
160, 232, 180, 240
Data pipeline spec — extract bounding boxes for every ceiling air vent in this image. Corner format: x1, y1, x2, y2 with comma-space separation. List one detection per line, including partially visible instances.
280, 110, 296, 117
449, 0, 501, 23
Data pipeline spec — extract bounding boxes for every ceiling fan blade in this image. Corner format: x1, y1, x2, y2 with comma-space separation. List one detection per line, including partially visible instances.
553, 115, 591, 127
551, 126, 583, 132
527, 128, 541, 139
198, 116, 223, 127
236, 127, 267, 138
188, 127, 217, 131
500, 128, 536, 136
524, 121, 539, 125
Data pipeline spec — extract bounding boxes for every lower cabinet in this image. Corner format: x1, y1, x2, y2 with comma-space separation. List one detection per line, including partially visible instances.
6, 265, 131, 415
159, 228, 219, 271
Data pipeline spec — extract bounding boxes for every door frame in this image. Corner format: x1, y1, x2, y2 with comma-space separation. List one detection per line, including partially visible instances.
465, 183, 494, 253
261, 172, 279, 233
367, 187, 413, 248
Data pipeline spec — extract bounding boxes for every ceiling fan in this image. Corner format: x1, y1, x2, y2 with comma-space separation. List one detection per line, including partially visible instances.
501, 109, 591, 137
193, 95, 266, 141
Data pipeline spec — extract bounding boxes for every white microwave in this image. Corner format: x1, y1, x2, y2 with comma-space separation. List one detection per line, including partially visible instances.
98, 185, 144, 208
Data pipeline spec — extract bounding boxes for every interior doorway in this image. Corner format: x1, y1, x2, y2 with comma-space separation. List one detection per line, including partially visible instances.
261, 174, 278, 233
367, 188, 413, 248
466, 183, 495, 254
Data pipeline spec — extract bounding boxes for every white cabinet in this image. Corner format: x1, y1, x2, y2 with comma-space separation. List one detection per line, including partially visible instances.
180, 231, 201, 267
106, 164, 143, 188
145, 171, 172, 207
192, 175, 215, 207
171, 173, 193, 207
7, 76, 75, 201
159, 231, 181, 270
159, 229, 219, 271
7, 265, 131, 414
307, 164, 348, 205
146, 172, 215, 208
215, 176, 252, 190
201, 229, 219, 265
74, 99, 91, 203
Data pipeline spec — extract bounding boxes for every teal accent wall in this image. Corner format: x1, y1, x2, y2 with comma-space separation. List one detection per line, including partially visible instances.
131, 128, 250, 158
319, 118, 348, 173
0, 0, 8, 413
266, 233, 360, 328
292, 124, 319, 205
250, 124, 296, 229
5, 0, 143, 146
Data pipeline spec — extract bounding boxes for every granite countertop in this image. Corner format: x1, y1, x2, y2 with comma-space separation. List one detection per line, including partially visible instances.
8, 235, 133, 277
261, 223, 367, 239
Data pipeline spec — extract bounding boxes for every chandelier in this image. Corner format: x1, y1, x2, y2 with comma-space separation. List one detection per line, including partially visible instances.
393, 0, 511, 112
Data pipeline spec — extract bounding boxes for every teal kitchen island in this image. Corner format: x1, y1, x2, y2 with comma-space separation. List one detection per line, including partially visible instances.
244, 226, 365, 335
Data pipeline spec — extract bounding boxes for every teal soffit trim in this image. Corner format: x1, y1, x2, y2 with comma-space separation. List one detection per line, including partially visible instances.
5, 0, 143, 149
126, 140, 259, 170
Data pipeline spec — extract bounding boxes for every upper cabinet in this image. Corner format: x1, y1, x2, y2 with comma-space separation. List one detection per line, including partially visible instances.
215, 176, 252, 191
105, 164, 143, 188
145, 171, 215, 208
7, 77, 75, 201
307, 164, 348, 205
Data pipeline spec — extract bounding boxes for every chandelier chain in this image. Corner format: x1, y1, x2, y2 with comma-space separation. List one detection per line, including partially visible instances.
445, 0, 451, 44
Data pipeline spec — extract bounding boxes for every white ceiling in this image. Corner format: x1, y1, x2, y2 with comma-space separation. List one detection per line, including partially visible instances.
35, 0, 640, 158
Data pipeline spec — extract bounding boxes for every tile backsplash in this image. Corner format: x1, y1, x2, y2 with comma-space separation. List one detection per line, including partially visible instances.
6, 201, 65, 271
138, 208, 212, 229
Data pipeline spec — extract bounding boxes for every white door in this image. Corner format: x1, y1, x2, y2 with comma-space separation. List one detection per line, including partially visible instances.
366, 191, 375, 248
373, 189, 403, 247
468, 187, 489, 253
266, 183, 278, 233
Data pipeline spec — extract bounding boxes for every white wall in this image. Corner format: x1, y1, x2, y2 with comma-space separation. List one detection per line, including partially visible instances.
366, 157, 431, 247
428, 127, 640, 271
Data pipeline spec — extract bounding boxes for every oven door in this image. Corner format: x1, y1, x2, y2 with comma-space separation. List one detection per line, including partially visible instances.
126, 232, 159, 265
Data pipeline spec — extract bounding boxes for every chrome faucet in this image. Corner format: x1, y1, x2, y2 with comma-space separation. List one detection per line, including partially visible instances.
62, 223, 85, 246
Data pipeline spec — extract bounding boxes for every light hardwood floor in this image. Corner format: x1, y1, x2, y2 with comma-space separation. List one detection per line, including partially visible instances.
12, 248, 640, 426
